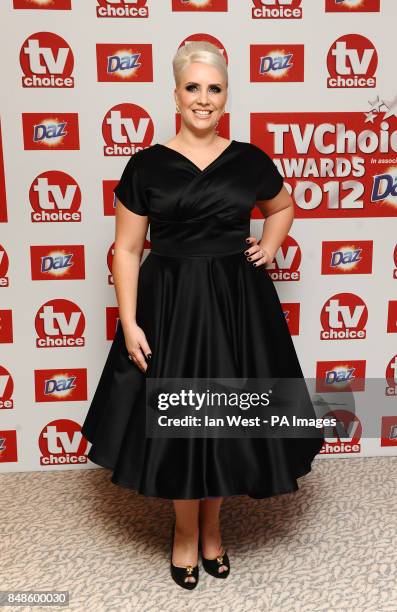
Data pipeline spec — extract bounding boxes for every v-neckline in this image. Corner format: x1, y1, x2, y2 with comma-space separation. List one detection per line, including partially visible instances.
156, 139, 236, 173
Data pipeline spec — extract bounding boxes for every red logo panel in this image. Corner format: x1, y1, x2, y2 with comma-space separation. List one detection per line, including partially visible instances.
30, 245, 85, 280
250, 45, 304, 82
22, 113, 80, 150
96, 44, 153, 82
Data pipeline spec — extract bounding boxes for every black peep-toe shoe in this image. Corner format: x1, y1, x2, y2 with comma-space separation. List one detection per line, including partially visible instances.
170, 522, 199, 590
199, 538, 230, 579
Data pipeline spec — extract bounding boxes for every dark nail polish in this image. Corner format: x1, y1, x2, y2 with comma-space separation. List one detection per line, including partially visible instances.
146, 353, 152, 360
248, 257, 252, 261
245, 238, 250, 243
244, 250, 249, 255
253, 262, 257, 266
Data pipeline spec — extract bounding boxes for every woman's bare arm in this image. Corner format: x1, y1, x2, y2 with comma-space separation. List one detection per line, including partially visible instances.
246, 186, 294, 266
112, 198, 151, 370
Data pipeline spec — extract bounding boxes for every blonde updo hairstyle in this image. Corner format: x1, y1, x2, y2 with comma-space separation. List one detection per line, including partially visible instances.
172, 40, 228, 88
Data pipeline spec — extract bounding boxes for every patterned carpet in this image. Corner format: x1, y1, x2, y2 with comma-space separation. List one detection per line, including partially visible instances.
2, 456, 397, 612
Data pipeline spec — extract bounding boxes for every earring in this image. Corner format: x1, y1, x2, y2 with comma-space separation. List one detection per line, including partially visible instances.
176, 104, 180, 113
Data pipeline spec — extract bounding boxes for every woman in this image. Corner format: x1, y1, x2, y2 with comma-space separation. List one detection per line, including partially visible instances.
81, 40, 324, 590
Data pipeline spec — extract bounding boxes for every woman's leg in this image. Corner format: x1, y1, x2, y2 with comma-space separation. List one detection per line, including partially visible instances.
199, 497, 228, 573
172, 499, 200, 584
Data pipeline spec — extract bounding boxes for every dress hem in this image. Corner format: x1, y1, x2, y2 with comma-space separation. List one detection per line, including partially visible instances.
85, 447, 317, 501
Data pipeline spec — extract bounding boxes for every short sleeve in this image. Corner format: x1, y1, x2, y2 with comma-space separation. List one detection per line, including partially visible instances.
255, 147, 284, 201
113, 154, 148, 216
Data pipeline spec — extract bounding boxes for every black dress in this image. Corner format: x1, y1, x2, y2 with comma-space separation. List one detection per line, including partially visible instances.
81, 139, 324, 500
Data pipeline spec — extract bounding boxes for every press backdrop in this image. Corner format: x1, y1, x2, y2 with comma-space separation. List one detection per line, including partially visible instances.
1, 0, 396, 474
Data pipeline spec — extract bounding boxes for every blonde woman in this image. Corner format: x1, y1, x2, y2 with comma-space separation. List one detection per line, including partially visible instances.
81, 40, 324, 590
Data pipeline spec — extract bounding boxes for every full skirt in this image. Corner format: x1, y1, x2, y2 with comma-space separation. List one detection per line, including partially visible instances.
81, 252, 324, 499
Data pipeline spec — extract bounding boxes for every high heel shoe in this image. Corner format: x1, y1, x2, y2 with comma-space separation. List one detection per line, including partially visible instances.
170, 521, 199, 590
199, 538, 230, 579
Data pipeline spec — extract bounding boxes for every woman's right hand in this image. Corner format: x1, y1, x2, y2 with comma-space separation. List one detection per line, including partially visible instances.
124, 322, 152, 373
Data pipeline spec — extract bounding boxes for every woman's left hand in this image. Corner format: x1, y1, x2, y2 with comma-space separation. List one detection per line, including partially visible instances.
244, 236, 273, 268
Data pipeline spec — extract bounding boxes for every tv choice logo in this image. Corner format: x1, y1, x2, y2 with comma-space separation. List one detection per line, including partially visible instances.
266, 235, 301, 282
30, 245, 85, 280
30, 171, 82, 222
250, 44, 304, 82
103, 103, 154, 155
35, 299, 86, 348
96, 0, 149, 18
281, 302, 300, 335
20, 32, 74, 88
321, 409, 362, 455
96, 44, 153, 82
252, 112, 397, 217
327, 34, 378, 88
13, 0, 71, 9
178, 34, 229, 65
0, 244, 9, 287
22, 113, 80, 150
320, 293, 368, 340
321, 240, 373, 275
386, 354, 397, 393
316, 360, 366, 392
0, 366, 14, 410
0, 430, 18, 463
381, 417, 397, 446
252, 0, 303, 19
325, 0, 380, 12
34, 368, 87, 402
39, 419, 88, 466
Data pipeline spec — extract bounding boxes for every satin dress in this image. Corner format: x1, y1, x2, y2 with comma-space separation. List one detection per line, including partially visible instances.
80, 139, 324, 499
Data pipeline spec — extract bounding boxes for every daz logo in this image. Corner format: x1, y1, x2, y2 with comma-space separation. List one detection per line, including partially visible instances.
39, 419, 88, 466
381, 417, 397, 447
102, 103, 154, 155
22, 113, 79, 150
325, 0, 380, 12
96, 43, 153, 82
387, 301, 397, 334
34, 368, 87, 402
35, 299, 86, 348
14, 0, 71, 8
30, 245, 85, 280
327, 34, 377, 88
281, 302, 300, 335
316, 359, 366, 392
320, 292, 368, 340
250, 44, 304, 82
172, 0, 228, 11
30, 171, 82, 223
321, 240, 373, 274
0, 431, 18, 463
20, 32, 74, 88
